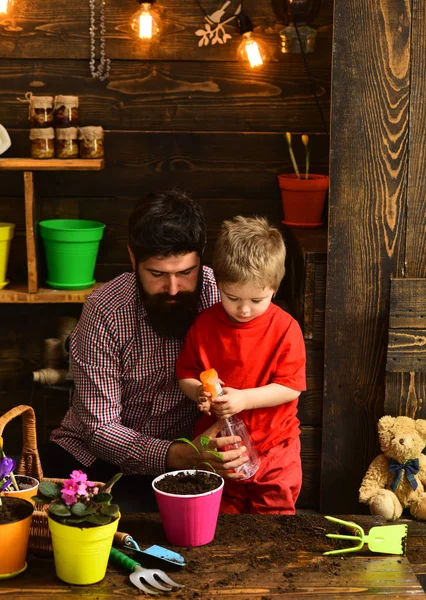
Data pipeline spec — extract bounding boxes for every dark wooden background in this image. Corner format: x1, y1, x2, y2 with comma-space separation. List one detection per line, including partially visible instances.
0, 0, 333, 509
322, 0, 426, 513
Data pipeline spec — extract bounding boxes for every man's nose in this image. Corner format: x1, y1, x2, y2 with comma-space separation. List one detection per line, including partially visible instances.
166, 276, 179, 296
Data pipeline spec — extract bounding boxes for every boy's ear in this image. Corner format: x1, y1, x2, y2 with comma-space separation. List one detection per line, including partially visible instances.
127, 245, 136, 271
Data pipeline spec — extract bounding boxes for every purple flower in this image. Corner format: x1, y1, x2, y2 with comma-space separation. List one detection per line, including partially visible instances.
0, 456, 16, 480
0, 477, 12, 492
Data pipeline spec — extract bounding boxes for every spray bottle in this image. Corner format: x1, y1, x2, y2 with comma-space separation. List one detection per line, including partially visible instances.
200, 368, 260, 479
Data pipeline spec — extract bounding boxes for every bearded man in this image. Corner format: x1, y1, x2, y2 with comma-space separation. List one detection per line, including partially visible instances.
46, 190, 247, 511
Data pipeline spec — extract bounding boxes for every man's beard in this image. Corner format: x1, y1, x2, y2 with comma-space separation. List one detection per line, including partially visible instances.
136, 271, 202, 339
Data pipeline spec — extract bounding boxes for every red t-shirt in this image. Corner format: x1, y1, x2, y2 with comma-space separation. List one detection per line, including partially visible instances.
176, 302, 306, 454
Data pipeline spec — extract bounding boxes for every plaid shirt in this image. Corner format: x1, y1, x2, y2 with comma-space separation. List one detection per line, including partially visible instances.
50, 268, 220, 475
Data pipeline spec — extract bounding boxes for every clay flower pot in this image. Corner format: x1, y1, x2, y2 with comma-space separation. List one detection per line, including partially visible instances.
152, 470, 224, 547
277, 173, 329, 228
0, 497, 34, 579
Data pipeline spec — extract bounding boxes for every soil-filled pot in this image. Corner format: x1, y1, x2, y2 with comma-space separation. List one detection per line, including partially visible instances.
152, 470, 224, 547
1, 475, 39, 505
0, 497, 34, 579
48, 514, 120, 585
277, 173, 329, 228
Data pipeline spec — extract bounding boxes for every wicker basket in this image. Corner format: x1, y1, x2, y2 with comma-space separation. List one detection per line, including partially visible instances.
0, 404, 102, 553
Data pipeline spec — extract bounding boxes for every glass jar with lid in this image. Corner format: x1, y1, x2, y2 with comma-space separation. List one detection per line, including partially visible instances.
18, 92, 54, 128
53, 95, 79, 128
78, 126, 104, 159
30, 128, 55, 159
55, 127, 79, 159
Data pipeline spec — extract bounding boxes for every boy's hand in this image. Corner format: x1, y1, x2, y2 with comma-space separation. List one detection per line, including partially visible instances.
197, 385, 212, 415
211, 387, 246, 419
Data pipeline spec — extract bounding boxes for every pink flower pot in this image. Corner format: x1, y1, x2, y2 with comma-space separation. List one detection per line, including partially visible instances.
152, 470, 224, 547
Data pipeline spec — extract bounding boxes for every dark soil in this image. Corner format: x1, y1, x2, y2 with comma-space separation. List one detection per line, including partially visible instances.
0, 497, 33, 524
15, 475, 37, 490
155, 472, 222, 495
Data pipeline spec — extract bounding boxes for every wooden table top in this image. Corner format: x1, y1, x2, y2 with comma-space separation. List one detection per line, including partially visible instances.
1, 513, 426, 599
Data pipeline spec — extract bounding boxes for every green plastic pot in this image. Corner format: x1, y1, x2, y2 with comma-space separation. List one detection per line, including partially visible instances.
39, 219, 105, 290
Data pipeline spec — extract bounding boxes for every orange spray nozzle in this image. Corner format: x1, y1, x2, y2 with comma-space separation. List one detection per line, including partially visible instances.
200, 368, 223, 398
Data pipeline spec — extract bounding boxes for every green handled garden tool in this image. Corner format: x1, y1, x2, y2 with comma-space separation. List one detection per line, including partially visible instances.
323, 516, 408, 556
110, 547, 184, 595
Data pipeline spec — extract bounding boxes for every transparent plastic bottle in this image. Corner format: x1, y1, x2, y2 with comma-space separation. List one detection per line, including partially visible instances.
200, 368, 260, 480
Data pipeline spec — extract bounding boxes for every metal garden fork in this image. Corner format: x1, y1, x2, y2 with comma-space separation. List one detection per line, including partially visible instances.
110, 547, 184, 595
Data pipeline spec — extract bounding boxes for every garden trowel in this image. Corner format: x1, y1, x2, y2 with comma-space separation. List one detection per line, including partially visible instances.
114, 531, 186, 569
323, 515, 408, 556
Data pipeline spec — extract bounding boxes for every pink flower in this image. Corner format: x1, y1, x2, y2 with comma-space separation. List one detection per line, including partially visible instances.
61, 478, 79, 501
61, 491, 78, 505
76, 482, 87, 496
70, 470, 87, 483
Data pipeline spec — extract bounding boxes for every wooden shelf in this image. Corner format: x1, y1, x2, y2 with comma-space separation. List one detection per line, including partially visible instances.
0, 283, 104, 303
0, 158, 104, 171
1, 158, 105, 300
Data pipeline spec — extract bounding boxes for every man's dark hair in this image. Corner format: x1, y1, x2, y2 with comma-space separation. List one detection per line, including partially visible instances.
128, 189, 206, 263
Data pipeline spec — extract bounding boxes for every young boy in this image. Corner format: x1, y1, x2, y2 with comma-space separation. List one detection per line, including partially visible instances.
176, 216, 306, 514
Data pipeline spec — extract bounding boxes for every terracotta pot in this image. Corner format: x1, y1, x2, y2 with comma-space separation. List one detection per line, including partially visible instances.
277, 173, 329, 228
1, 475, 39, 505
0, 497, 34, 579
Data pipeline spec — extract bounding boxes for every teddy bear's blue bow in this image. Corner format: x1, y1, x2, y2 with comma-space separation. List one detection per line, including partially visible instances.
388, 458, 419, 491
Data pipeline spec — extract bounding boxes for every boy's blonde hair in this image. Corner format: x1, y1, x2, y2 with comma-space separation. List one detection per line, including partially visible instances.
212, 216, 286, 291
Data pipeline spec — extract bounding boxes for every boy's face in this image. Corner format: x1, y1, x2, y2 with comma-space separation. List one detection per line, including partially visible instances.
219, 282, 275, 323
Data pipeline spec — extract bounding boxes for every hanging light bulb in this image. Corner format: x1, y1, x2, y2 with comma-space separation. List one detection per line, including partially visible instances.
131, 1, 161, 41
0, 0, 12, 16
237, 14, 266, 69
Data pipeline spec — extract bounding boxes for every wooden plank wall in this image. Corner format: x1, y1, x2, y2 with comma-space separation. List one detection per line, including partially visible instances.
0, 0, 333, 507
322, 0, 426, 513
384, 0, 426, 420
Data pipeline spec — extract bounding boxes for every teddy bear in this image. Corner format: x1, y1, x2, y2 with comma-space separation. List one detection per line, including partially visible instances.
359, 415, 426, 521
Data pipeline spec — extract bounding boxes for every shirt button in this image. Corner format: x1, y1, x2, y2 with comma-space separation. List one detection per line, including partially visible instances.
158, 393, 163, 400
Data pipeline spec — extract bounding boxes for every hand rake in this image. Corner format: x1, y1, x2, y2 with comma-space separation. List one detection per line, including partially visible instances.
323, 516, 408, 556
110, 547, 184, 595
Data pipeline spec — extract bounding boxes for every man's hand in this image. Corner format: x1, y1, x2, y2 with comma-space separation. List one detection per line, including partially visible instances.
211, 387, 247, 420
195, 420, 248, 480
165, 420, 248, 480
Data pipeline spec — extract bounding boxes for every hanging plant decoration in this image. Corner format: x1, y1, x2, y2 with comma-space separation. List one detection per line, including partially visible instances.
195, 1, 241, 46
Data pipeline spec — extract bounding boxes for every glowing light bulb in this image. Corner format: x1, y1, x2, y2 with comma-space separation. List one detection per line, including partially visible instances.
237, 14, 266, 69
0, 0, 11, 15
131, 1, 161, 41
241, 33, 263, 68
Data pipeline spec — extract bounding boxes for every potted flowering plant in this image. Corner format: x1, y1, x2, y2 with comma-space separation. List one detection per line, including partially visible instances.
152, 436, 224, 547
277, 132, 329, 228
0, 437, 39, 504
33, 470, 122, 585
0, 436, 34, 579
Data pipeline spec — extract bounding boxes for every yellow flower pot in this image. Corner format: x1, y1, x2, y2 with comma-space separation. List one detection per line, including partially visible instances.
48, 514, 120, 585
0, 223, 15, 289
